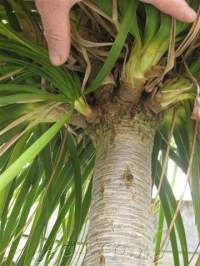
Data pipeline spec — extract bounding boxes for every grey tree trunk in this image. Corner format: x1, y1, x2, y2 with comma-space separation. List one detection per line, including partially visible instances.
84, 111, 156, 266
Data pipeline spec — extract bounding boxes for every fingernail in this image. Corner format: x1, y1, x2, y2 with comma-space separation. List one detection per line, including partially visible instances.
50, 52, 62, 66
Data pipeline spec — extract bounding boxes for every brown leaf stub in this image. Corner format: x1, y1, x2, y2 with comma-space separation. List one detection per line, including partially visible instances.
99, 255, 106, 266
123, 166, 134, 188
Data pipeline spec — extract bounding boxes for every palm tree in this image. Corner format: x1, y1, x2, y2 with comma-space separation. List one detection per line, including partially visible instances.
0, 0, 200, 265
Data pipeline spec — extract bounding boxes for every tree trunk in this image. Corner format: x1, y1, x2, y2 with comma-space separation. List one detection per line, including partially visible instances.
84, 111, 156, 266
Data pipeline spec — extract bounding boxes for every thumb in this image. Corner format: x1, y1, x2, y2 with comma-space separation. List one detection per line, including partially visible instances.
36, 0, 80, 66
143, 0, 197, 22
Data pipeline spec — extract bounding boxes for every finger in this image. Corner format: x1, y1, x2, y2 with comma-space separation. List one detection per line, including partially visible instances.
36, 0, 80, 66
144, 0, 197, 22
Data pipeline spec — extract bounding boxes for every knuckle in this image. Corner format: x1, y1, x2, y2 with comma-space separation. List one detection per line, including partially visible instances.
36, 0, 63, 10
44, 31, 66, 42
36, 0, 81, 10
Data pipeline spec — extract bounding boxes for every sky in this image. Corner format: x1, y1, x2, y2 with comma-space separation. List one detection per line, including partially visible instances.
152, 159, 192, 201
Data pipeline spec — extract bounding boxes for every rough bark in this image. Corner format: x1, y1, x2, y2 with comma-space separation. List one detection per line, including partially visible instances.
84, 111, 156, 266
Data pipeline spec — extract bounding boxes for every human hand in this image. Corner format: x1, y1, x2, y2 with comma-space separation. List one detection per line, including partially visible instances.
36, 0, 80, 66
36, 0, 197, 66
144, 0, 197, 22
